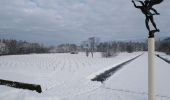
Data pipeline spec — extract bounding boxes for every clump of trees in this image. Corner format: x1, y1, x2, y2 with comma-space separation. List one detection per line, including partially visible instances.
97, 42, 118, 58
97, 41, 146, 57
157, 37, 170, 55
0, 39, 48, 55
49, 44, 78, 53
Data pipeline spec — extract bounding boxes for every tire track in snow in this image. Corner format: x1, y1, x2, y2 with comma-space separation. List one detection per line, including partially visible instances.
91, 53, 143, 83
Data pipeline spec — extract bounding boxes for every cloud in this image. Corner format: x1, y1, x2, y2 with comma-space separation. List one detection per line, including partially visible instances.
0, 0, 169, 45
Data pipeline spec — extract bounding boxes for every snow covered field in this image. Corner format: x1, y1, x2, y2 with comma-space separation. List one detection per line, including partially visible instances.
0, 52, 170, 100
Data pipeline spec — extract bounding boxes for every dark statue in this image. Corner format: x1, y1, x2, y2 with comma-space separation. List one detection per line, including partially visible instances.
132, 0, 163, 37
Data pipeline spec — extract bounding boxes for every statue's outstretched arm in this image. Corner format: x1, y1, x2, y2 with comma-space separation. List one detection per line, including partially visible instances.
132, 0, 141, 8
150, 8, 160, 15
137, 0, 145, 6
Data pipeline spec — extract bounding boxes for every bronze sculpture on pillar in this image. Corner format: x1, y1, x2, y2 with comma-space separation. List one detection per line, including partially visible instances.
132, 0, 163, 37
132, 1, 164, 100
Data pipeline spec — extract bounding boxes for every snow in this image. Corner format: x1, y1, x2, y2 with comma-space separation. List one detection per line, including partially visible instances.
0, 52, 170, 100
104, 53, 170, 99
157, 52, 170, 61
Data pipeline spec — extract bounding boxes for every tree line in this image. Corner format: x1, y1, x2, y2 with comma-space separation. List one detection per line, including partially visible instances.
0, 37, 169, 56
80, 37, 170, 57
0, 39, 48, 55
81, 37, 147, 57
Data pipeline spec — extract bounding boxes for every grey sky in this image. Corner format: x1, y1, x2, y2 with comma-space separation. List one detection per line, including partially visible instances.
0, 0, 169, 45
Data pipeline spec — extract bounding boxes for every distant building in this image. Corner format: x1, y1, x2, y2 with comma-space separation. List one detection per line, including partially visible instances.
0, 42, 8, 55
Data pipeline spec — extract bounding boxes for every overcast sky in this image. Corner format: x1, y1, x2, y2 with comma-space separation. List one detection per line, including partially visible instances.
0, 0, 169, 45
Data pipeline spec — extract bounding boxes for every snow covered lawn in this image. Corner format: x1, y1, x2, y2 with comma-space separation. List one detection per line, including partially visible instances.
0, 52, 170, 100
